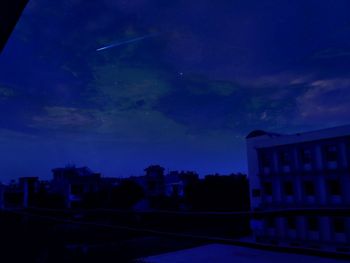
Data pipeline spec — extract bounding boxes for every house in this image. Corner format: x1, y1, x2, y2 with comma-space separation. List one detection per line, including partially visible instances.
144, 165, 165, 197
19, 177, 39, 208
51, 165, 101, 208
165, 171, 199, 198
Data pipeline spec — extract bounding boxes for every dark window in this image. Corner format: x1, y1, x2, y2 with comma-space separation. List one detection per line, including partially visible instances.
287, 217, 296, 230
172, 185, 180, 196
333, 218, 346, 233
325, 145, 338, 162
308, 217, 319, 231
263, 182, 273, 196
279, 151, 290, 165
328, 180, 341, 196
304, 181, 315, 196
300, 148, 312, 164
260, 152, 270, 168
284, 182, 294, 196
148, 180, 156, 191
252, 188, 261, 197
71, 201, 82, 209
71, 184, 84, 195
266, 217, 275, 228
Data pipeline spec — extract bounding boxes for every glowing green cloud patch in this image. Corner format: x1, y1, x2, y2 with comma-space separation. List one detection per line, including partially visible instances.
91, 63, 171, 110
183, 75, 239, 96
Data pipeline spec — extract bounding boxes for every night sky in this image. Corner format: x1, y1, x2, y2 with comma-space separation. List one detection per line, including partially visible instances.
1, 0, 350, 181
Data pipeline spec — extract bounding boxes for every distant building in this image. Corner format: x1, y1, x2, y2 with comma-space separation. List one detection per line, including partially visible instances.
0, 177, 39, 208
246, 125, 350, 251
165, 171, 199, 197
19, 177, 39, 208
0, 183, 5, 209
51, 166, 101, 208
132, 166, 199, 198
144, 165, 165, 197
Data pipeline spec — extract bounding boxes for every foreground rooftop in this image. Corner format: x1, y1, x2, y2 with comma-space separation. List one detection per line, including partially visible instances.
143, 244, 350, 263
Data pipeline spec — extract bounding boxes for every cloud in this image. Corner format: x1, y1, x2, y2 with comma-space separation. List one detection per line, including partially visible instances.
312, 48, 350, 59
0, 85, 16, 98
28, 104, 189, 144
154, 74, 301, 134
31, 107, 102, 130
241, 72, 312, 88
0, 128, 38, 142
296, 79, 350, 125
90, 63, 172, 110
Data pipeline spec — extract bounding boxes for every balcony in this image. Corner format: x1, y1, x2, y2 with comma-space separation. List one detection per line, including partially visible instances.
330, 195, 342, 205
282, 165, 291, 173
303, 163, 313, 171
308, 230, 320, 241
327, 161, 338, 170
69, 194, 82, 201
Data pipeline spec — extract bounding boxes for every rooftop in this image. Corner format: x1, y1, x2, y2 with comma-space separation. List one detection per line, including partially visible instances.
143, 244, 350, 263
246, 124, 350, 148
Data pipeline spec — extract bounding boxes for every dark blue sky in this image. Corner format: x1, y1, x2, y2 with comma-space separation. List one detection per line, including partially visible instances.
1, 0, 350, 181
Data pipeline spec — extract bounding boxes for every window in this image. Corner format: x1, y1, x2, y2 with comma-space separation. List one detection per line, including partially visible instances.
260, 152, 270, 168
266, 217, 275, 228
307, 217, 319, 231
284, 182, 294, 196
303, 181, 315, 196
70, 184, 84, 195
325, 145, 338, 162
252, 188, 261, 197
148, 180, 156, 191
279, 151, 290, 165
172, 184, 180, 196
287, 217, 297, 230
328, 180, 341, 196
300, 148, 312, 164
263, 182, 273, 196
333, 218, 346, 234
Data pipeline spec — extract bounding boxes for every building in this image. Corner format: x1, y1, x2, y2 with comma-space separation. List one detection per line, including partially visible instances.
0, 177, 39, 208
246, 125, 350, 251
51, 166, 101, 208
0, 183, 5, 209
165, 171, 199, 198
19, 177, 39, 208
144, 165, 166, 197
142, 244, 350, 263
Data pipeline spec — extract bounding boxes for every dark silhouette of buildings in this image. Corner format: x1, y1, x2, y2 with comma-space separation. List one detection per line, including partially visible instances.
0, 164, 249, 213
185, 173, 250, 212
144, 165, 166, 197
51, 166, 102, 208
19, 177, 39, 208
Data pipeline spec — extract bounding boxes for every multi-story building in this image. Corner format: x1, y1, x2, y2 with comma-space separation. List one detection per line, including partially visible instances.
246, 125, 350, 251
51, 166, 101, 208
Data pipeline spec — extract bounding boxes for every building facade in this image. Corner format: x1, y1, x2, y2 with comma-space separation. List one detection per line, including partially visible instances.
51, 166, 101, 208
246, 126, 350, 251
